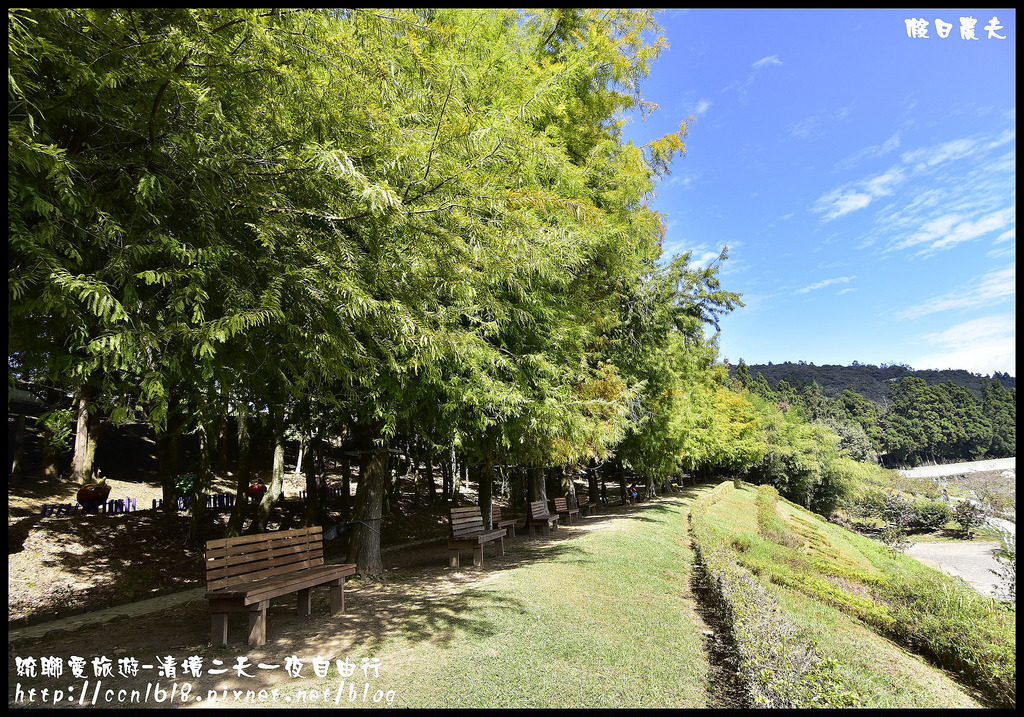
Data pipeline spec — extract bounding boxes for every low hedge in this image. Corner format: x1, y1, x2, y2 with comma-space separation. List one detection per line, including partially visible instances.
690, 482, 860, 708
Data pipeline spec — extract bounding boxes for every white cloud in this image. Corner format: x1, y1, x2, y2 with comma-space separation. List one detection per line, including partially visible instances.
814, 190, 873, 219
693, 99, 711, 116
906, 314, 1016, 375
795, 275, 856, 294
893, 207, 1016, 255
815, 126, 1014, 237
813, 168, 906, 219
752, 55, 782, 69
896, 266, 1015, 319
840, 132, 902, 168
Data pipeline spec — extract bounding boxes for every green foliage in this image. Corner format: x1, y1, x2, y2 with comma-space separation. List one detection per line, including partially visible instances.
953, 500, 986, 538
913, 499, 952, 530
991, 529, 1015, 601
876, 569, 1016, 707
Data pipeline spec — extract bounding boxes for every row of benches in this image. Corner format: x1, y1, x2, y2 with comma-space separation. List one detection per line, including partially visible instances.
447, 495, 598, 568
203, 494, 600, 648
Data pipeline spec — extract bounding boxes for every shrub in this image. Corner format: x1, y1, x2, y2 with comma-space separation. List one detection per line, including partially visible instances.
913, 499, 952, 530
691, 482, 861, 708
991, 529, 1015, 601
953, 500, 986, 538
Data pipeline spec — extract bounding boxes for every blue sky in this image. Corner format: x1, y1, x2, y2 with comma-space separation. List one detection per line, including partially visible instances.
624, 9, 1015, 376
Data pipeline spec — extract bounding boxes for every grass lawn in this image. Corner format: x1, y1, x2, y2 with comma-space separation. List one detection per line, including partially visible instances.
278, 496, 712, 708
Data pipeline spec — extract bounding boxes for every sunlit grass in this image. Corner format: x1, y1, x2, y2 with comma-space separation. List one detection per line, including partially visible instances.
273, 498, 712, 708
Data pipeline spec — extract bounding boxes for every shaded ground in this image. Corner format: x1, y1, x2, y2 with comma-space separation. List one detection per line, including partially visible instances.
8, 500, 693, 710
7, 470, 455, 628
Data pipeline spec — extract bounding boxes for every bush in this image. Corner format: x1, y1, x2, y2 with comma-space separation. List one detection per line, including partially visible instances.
913, 499, 952, 530
953, 500, 986, 538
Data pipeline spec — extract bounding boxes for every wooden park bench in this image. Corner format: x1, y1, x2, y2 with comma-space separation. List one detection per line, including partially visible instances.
572, 492, 597, 517
448, 506, 507, 567
552, 496, 580, 525
526, 500, 559, 536
491, 505, 518, 539
204, 526, 356, 647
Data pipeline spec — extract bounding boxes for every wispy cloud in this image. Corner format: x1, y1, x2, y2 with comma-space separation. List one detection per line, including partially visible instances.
812, 168, 904, 219
693, 99, 711, 116
752, 55, 782, 70
840, 132, 902, 169
724, 54, 783, 99
813, 126, 1016, 254
906, 314, 1016, 375
893, 207, 1016, 256
896, 266, 1015, 319
795, 275, 856, 294
791, 104, 855, 140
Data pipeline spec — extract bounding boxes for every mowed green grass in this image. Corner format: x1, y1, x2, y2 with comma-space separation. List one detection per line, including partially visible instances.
703, 485, 985, 708
292, 498, 711, 708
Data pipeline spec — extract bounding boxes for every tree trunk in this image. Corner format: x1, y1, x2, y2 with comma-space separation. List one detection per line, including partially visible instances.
473, 451, 494, 529
425, 451, 437, 503
72, 385, 93, 484
10, 414, 27, 485
528, 465, 547, 508
40, 387, 62, 480
187, 418, 213, 549
255, 405, 286, 533
294, 435, 306, 475
226, 404, 253, 537
441, 451, 453, 504
340, 454, 352, 518
304, 433, 324, 527
346, 420, 388, 577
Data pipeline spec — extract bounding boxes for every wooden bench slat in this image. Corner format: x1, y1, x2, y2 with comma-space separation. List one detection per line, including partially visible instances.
205, 526, 322, 550
207, 564, 357, 605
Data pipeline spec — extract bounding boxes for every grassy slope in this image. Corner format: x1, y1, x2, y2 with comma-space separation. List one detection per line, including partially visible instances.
703, 485, 985, 708
271, 488, 991, 708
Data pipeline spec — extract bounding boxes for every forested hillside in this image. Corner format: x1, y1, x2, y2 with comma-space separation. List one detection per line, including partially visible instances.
730, 360, 1015, 467
728, 361, 1015, 403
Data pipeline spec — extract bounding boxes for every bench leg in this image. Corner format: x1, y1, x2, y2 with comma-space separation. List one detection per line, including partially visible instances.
297, 588, 312, 616
449, 549, 460, 568
329, 581, 345, 615
496, 536, 505, 557
473, 544, 483, 567
508, 524, 516, 539
211, 612, 229, 646
248, 601, 268, 647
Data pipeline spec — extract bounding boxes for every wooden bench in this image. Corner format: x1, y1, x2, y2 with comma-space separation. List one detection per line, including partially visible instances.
572, 493, 597, 517
204, 526, 356, 647
526, 500, 559, 536
491, 505, 517, 539
552, 496, 580, 525
448, 506, 506, 567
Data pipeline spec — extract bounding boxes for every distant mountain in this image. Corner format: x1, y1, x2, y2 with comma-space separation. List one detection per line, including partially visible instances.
729, 361, 1015, 403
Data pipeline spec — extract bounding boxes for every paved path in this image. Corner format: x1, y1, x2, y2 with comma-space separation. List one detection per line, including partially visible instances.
904, 540, 1006, 598
898, 457, 1015, 479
